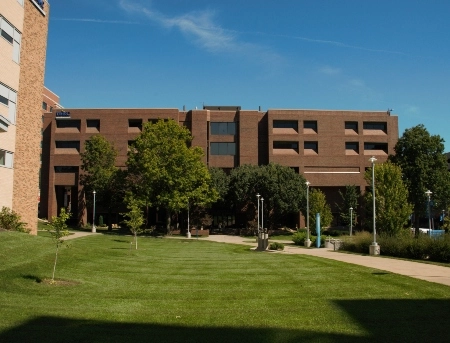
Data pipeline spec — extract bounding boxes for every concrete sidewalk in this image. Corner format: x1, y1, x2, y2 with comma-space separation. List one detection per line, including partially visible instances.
202, 235, 450, 287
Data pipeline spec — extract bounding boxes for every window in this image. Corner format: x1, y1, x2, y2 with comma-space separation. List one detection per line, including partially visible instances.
363, 122, 387, 133
49, 106, 53, 112
364, 142, 388, 155
303, 121, 317, 133
0, 94, 7, 106
42, 102, 47, 110
0, 83, 17, 124
304, 141, 318, 154
87, 119, 100, 131
273, 141, 298, 149
54, 166, 78, 173
345, 121, 358, 134
0, 149, 13, 168
0, 17, 21, 63
273, 120, 298, 130
55, 141, 80, 150
128, 119, 142, 130
346, 142, 359, 155
210, 142, 236, 155
56, 119, 80, 129
210, 122, 236, 135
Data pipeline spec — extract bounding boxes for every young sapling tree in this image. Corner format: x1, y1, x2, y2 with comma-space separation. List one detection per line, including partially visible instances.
46, 208, 71, 283
122, 199, 144, 249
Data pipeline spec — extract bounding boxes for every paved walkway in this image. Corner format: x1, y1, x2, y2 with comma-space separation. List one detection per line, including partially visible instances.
202, 235, 450, 287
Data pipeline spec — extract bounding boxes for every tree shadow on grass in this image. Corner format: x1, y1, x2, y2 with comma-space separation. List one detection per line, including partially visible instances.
0, 316, 367, 343
334, 299, 450, 343
2, 300, 450, 342
21, 274, 42, 283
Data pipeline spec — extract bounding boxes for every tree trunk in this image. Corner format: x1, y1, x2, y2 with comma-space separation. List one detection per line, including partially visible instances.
108, 207, 112, 231
52, 246, 59, 281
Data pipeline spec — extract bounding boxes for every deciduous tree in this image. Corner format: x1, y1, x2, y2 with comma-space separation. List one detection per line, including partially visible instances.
364, 161, 413, 236
80, 135, 125, 229
336, 185, 360, 227
126, 119, 218, 234
307, 189, 333, 234
47, 208, 71, 283
389, 125, 450, 233
229, 163, 306, 229
122, 197, 144, 250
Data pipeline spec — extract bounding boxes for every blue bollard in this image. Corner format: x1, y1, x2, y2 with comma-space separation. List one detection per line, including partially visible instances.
316, 213, 321, 248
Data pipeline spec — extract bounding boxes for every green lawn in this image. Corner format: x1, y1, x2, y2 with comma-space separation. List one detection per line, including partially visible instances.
1, 231, 449, 343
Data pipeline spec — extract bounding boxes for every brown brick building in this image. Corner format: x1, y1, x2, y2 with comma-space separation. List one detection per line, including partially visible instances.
0, 0, 49, 234
41, 106, 398, 228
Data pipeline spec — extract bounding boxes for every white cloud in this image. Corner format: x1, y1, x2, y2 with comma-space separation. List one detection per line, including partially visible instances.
118, 0, 282, 64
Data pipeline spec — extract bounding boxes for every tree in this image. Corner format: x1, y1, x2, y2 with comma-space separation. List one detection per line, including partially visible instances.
80, 135, 125, 229
364, 162, 413, 236
229, 163, 306, 230
122, 197, 144, 250
47, 208, 71, 283
259, 163, 306, 228
208, 167, 230, 205
389, 125, 450, 233
336, 185, 360, 227
126, 119, 218, 234
307, 189, 333, 234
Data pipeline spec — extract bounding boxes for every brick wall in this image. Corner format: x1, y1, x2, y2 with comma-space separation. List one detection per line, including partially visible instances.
13, 0, 49, 234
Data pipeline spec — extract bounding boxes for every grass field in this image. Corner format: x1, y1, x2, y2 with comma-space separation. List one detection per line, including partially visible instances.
1, 231, 449, 343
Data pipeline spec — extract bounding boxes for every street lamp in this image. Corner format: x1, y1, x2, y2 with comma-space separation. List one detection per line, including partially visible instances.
257, 193, 261, 233
187, 199, 191, 238
305, 181, 311, 247
92, 190, 96, 233
261, 197, 264, 232
349, 207, 353, 236
425, 190, 432, 233
369, 156, 379, 255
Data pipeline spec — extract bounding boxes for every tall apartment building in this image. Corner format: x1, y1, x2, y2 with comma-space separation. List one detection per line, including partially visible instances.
0, 0, 49, 234
41, 106, 398, 227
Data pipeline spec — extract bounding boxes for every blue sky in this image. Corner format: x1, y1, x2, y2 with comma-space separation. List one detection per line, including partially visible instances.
45, 0, 450, 151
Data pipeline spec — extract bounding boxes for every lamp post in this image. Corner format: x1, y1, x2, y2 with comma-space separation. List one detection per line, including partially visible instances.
261, 197, 264, 232
187, 199, 191, 238
92, 190, 96, 233
425, 190, 432, 233
349, 207, 353, 236
305, 181, 311, 247
369, 157, 379, 255
257, 193, 261, 233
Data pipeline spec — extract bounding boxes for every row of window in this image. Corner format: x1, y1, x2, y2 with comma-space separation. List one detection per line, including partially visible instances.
273, 141, 388, 154
0, 82, 17, 124
0, 16, 21, 64
42, 102, 54, 112
272, 120, 387, 134
54, 139, 387, 156
0, 149, 13, 168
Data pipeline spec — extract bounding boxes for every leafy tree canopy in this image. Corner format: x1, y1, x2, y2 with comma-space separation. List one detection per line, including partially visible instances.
364, 161, 413, 236
80, 134, 125, 228
307, 188, 333, 233
389, 124, 450, 228
229, 163, 306, 229
336, 185, 360, 227
126, 119, 218, 232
